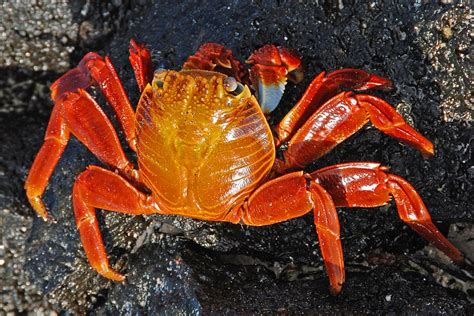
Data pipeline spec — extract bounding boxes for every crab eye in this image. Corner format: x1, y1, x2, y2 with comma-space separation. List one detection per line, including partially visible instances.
224, 77, 244, 96
155, 80, 164, 88
154, 68, 167, 88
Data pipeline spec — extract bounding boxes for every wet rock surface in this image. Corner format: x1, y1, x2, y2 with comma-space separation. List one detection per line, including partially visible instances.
1, 1, 473, 314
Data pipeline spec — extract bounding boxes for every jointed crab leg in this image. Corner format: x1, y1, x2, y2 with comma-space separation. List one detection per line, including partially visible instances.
50, 51, 138, 151
275, 69, 392, 144
311, 163, 463, 263
24, 102, 69, 219
25, 40, 153, 219
129, 39, 153, 92
73, 166, 158, 280
25, 90, 135, 220
241, 172, 344, 295
275, 92, 434, 172
356, 95, 434, 156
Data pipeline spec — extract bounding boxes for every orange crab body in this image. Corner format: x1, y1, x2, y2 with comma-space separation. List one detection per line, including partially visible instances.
25, 40, 463, 295
136, 70, 274, 220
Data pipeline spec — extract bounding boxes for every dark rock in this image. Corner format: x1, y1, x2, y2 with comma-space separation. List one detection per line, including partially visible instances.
1, 0, 472, 314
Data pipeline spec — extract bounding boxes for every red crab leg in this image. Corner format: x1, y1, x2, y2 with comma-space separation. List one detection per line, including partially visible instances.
73, 166, 159, 280
24, 103, 69, 219
51, 51, 137, 151
129, 39, 153, 92
274, 92, 434, 172
276, 69, 392, 144
25, 90, 135, 220
311, 162, 463, 263
241, 172, 344, 295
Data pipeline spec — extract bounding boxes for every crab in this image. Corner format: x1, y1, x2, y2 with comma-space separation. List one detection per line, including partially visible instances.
25, 40, 463, 295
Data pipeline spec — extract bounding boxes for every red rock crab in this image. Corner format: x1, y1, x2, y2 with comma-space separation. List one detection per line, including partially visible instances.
25, 40, 463, 294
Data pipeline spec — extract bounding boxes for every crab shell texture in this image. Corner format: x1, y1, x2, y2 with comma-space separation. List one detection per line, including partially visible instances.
136, 70, 274, 220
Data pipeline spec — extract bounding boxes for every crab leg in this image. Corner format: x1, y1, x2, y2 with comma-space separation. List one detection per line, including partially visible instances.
73, 166, 159, 280
25, 90, 135, 220
241, 172, 345, 295
275, 92, 434, 172
129, 39, 153, 92
311, 163, 463, 263
50, 50, 137, 151
275, 69, 392, 144
24, 103, 69, 219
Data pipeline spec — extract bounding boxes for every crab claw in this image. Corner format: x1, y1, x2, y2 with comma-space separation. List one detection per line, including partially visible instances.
247, 45, 303, 114
183, 43, 248, 83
